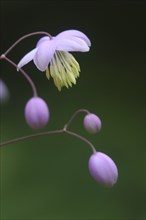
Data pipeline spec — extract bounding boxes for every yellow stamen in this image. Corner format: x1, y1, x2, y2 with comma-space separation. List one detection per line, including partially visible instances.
45, 51, 80, 91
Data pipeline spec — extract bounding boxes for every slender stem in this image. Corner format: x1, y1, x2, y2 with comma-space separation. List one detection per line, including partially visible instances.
0, 129, 63, 147
0, 128, 96, 153
64, 130, 96, 153
1, 55, 37, 97
2, 31, 52, 57
64, 109, 90, 130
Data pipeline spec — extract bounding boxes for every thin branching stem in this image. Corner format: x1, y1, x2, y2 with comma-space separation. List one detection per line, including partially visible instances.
0, 127, 96, 153
2, 31, 51, 56
0, 129, 63, 147
64, 129, 96, 153
64, 109, 90, 130
1, 55, 38, 97
0, 31, 52, 96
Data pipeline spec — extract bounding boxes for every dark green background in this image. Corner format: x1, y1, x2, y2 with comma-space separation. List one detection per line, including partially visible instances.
0, 1, 145, 219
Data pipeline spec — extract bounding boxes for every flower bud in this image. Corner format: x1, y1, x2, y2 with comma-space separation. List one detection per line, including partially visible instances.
25, 97, 49, 129
88, 152, 118, 187
83, 113, 101, 134
0, 79, 9, 104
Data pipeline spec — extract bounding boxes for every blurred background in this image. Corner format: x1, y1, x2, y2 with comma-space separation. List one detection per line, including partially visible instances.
0, 0, 145, 219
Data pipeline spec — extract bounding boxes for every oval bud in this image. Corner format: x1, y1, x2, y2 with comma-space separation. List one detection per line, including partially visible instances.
88, 152, 118, 187
83, 113, 101, 134
25, 97, 49, 129
0, 79, 9, 104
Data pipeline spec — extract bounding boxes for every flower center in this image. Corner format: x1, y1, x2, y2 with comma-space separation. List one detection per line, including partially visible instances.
46, 51, 80, 91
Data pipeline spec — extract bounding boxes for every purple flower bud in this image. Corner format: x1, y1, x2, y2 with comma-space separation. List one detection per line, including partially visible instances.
0, 79, 9, 104
83, 113, 102, 134
25, 97, 50, 129
88, 152, 118, 187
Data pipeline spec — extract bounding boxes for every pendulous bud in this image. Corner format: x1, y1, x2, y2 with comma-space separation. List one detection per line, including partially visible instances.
83, 113, 102, 134
25, 97, 50, 129
88, 152, 118, 187
0, 79, 9, 104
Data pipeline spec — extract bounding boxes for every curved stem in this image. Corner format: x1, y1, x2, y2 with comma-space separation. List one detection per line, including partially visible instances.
2, 31, 52, 56
64, 130, 96, 154
64, 109, 90, 130
2, 55, 38, 97
0, 129, 63, 147
0, 128, 96, 154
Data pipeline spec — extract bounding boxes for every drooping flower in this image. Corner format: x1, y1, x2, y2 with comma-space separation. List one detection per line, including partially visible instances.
83, 113, 102, 134
25, 97, 50, 129
88, 152, 118, 187
17, 30, 91, 91
0, 79, 9, 104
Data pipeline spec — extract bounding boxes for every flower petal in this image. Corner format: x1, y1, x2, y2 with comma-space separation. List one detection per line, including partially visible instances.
56, 30, 91, 47
17, 48, 37, 70
36, 36, 50, 47
33, 40, 56, 72
55, 37, 89, 52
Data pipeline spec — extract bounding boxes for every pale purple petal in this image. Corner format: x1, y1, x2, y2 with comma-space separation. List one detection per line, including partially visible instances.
33, 40, 56, 72
55, 37, 89, 52
56, 30, 91, 47
36, 36, 50, 47
17, 48, 37, 70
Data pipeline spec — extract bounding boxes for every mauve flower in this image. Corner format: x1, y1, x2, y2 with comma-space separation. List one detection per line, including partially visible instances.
0, 79, 9, 104
25, 97, 49, 129
89, 152, 118, 187
17, 30, 91, 91
84, 113, 102, 134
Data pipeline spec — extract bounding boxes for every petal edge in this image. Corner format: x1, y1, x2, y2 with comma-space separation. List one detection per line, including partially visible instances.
56, 30, 91, 47
55, 37, 89, 52
34, 41, 56, 72
17, 48, 37, 70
